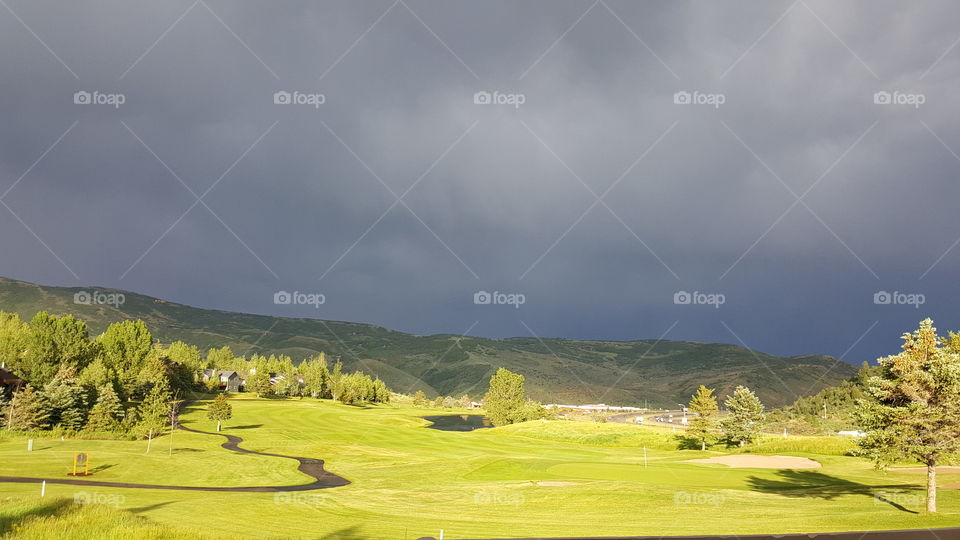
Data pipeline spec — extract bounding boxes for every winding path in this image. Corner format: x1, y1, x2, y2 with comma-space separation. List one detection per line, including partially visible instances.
0, 405, 350, 492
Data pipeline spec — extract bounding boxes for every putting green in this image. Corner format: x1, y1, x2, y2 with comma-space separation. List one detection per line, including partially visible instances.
2, 395, 960, 539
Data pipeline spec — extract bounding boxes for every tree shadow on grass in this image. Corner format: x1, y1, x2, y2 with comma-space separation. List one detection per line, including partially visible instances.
0, 498, 72, 535
128, 501, 177, 513
227, 424, 263, 430
317, 525, 369, 539
747, 469, 921, 513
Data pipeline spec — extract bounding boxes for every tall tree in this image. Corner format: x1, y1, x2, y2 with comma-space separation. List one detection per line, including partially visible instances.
688, 385, 719, 450
721, 385, 765, 447
7, 386, 49, 430
15, 312, 93, 386
84, 384, 124, 432
0, 312, 28, 372
134, 380, 171, 441
97, 320, 153, 376
484, 368, 543, 426
207, 393, 233, 432
412, 390, 427, 407
857, 319, 960, 513
43, 366, 88, 431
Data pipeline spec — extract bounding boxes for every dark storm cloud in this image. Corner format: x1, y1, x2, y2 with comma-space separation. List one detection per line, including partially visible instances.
2, 0, 960, 365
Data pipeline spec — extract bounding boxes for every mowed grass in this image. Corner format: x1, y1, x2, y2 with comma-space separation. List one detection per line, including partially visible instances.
1, 395, 960, 539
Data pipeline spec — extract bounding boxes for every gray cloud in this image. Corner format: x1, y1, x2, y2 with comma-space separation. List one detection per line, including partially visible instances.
1, 0, 959, 365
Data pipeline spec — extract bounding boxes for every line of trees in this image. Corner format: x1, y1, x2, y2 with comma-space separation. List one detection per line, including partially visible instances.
0, 310, 392, 437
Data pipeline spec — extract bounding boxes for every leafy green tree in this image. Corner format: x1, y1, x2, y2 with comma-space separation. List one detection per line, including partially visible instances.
483, 368, 543, 426
84, 384, 124, 432
134, 381, 171, 440
0, 312, 28, 372
412, 390, 427, 407
78, 358, 117, 397
7, 386, 49, 430
688, 385, 719, 450
205, 346, 235, 370
720, 385, 765, 447
14, 312, 94, 386
299, 353, 331, 398
372, 378, 389, 403
43, 366, 89, 431
330, 360, 344, 400
251, 372, 273, 398
857, 319, 960, 513
459, 395, 471, 408
207, 393, 233, 431
97, 320, 152, 377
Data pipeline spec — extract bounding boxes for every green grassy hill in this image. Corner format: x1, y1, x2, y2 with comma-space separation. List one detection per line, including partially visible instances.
0, 276, 854, 407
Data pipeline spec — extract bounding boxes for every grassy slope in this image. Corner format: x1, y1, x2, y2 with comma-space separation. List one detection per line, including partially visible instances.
1, 396, 959, 539
0, 276, 854, 407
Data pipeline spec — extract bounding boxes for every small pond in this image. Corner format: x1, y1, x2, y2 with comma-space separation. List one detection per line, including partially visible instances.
423, 414, 492, 431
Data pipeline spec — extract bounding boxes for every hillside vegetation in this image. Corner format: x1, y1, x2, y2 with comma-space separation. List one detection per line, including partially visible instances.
0, 277, 855, 407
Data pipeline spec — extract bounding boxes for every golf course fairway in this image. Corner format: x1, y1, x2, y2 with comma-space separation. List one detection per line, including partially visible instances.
2, 395, 959, 539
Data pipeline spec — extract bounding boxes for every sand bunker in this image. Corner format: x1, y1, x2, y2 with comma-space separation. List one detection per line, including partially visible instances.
686, 455, 821, 469
889, 466, 960, 475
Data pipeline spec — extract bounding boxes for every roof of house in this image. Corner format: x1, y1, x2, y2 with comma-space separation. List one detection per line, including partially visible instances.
0, 368, 24, 383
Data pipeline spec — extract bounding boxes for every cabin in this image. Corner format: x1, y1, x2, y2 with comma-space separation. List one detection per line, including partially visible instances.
202, 369, 245, 392
0, 367, 24, 393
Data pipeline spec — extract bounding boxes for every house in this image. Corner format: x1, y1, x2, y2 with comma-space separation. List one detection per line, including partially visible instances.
0, 367, 24, 393
202, 369, 245, 392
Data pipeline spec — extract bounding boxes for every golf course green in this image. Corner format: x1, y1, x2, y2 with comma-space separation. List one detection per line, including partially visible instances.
2, 395, 959, 539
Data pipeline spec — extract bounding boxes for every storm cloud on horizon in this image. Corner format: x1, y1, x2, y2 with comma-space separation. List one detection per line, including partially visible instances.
2, 0, 960, 365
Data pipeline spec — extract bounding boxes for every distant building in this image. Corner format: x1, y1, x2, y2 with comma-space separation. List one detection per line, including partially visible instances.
543, 403, 644, 412
202, 369, 245, 392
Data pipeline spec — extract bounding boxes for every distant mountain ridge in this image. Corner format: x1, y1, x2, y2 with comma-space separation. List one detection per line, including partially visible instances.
0, 276, 855, 407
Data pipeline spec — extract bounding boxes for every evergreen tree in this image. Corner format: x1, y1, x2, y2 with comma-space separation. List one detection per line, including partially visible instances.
43, 366, 89, 431
207, 393, 233, 431
720, 385, 765, 447
688, 385, 719, 450
7, 386, 49, 430
84, 384, 124, 432
857, 319, 960, 513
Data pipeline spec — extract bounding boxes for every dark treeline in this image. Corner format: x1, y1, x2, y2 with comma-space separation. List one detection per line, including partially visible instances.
0, 311, 391, 438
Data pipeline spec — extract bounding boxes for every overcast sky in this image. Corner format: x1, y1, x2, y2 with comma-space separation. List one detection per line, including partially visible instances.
1, 0, 959, 365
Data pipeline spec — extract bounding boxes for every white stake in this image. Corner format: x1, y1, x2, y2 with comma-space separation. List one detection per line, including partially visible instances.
27, 439, 33, 451
41, 480, 45, 497
439, 530, 444, 540
643, 446, 648, 468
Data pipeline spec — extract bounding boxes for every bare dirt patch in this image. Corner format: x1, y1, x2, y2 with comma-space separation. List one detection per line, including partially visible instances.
686, 454, 820, 469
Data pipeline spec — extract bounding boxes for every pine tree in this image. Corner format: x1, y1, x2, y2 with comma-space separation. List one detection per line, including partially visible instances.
688, 385, 719, 450
720, 385, 765, 447
857, 319, 960, 513
7, 386, 49, 430
85, 384, 124, 432
207, 393, 233, 431
43, 366, 89, 431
